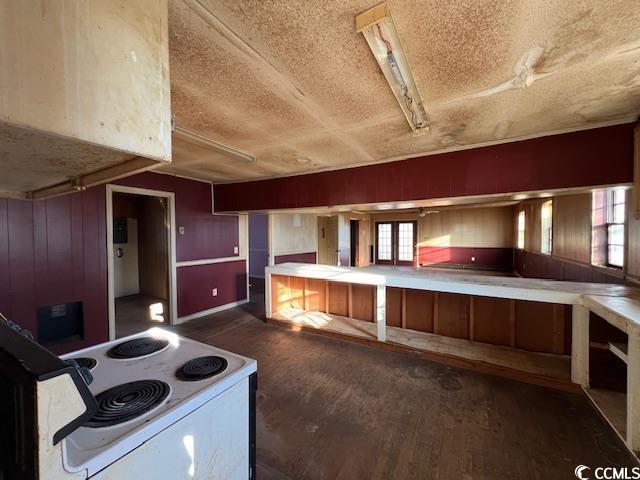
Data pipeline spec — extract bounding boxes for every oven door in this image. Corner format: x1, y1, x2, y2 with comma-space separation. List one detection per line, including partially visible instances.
0, 366, 37, 480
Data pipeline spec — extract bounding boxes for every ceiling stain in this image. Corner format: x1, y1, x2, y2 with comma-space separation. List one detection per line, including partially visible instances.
162, 0, 640, 183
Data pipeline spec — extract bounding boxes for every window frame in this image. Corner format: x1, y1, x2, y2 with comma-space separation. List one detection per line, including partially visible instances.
540, 200, 553, 255
374, 220, 417, 266
591, 189, 625, 269
605, 189, 625, 269
375, 221, 394, 264
516, 210, 525, 250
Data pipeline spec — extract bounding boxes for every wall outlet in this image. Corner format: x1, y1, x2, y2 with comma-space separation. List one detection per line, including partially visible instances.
233, 246, 239, 254
471, 256, 476, 262
212, 288, 218, 297
179, 226, 185, 235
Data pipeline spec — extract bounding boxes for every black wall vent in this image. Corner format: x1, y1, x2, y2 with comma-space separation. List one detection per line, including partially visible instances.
37, 301, 84, 346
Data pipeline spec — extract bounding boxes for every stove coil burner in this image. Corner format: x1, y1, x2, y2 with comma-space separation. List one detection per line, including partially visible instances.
84, 380, 170, 428
72, 357, 97, 370
176, 356, 228, 381
107, 337, 169, 359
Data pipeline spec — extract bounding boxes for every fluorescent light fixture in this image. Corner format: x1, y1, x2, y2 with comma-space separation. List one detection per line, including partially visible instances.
356, 2, 429, 134
172, 121, 256, 163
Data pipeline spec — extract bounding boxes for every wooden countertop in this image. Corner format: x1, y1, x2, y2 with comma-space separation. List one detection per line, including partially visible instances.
266, 263, 640, 330
583, 295, 640, 332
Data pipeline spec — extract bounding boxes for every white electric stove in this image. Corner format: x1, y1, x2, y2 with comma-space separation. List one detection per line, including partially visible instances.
55, 327, 257, 479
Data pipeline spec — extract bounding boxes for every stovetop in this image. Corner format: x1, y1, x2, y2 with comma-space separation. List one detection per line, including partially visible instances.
60, 328, 257, 476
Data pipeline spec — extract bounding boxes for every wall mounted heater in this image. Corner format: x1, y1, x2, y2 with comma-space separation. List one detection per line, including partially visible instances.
356, 2, 429, 134
171, 119, 256, 163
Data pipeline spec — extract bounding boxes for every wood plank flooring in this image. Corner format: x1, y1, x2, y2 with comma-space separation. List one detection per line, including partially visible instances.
115, 293, 168, 338
172, 287, 637, 479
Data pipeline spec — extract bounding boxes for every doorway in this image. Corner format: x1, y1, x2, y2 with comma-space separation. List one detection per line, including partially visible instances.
248, 213, 269, 300
375, 221, 417, 266
107, 185, 177, 339
350, 220, 359, 267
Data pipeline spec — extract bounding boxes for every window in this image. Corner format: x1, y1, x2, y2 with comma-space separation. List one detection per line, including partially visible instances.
517, 211, 525, 249
397, 222, 414, 262
376, 223, 392, 261
375, 221, 416, 265
592, 188, 626, 268
541, 200, 552, 255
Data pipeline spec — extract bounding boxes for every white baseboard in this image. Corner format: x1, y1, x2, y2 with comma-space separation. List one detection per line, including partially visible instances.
175, 298, 249, 324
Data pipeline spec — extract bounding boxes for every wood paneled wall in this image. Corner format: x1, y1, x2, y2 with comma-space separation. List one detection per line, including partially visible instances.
372, 206, 514, 248
419, 206, 514, 248
0, 172, 245, 353
516, 199, 544, 253
514, 191, 637, 283
371, 206, 515, 269
0, 188, 109, 352
214, 124, 635, 212
270, 275, 570, 355
552, 194, 592, 263
271, 275, 375, 322
627, 208, 640, 279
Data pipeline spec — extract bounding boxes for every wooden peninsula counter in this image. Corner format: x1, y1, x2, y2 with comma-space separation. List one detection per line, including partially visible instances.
265, 262, 640, 456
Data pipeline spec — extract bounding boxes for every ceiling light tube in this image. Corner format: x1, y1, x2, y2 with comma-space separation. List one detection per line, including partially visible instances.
172, 124, 256, 163
356, 2, 429, 134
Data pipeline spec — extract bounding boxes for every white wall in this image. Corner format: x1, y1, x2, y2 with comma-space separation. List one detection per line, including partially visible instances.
269, 212, 317, 260
114, 218, 139, 298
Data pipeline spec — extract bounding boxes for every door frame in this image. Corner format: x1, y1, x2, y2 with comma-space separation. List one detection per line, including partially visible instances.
350, 219, 359, 267
375, 221, 395, 265
395, 220, 417, 267
374, 220, 418, 266
106, 184, 177, 340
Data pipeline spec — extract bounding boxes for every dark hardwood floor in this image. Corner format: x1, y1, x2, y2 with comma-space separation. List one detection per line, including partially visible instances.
172, 286, 637, 479
115, 294, 168, 338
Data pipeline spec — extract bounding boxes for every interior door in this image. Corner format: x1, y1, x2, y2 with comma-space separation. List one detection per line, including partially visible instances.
327, 216, 339, 265
318, 216, 339, 265
375, 221, 417, 266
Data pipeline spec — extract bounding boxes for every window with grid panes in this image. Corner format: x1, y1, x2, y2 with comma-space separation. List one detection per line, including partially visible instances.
517, 211, 525, 249
541, 200, 552, 255
377, 223, 392, 260
397, 222, 414, 262
592, 188, 625, 268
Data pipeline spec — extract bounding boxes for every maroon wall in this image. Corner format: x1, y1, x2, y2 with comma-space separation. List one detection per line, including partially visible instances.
213, 124, 635, 212
177, 260, 246, 317
0, 172, 244, 353
274, 252, 317, 264
117, 172, 238, 261
419, 247, 514, 271
514, 250, 624, 284
0, 188, 108, 353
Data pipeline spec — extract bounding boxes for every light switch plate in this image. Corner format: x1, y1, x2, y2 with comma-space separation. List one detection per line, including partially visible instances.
179, 226, 185, 235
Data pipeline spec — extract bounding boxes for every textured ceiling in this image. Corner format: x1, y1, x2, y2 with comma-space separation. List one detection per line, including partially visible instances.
163, 0, 640, 183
